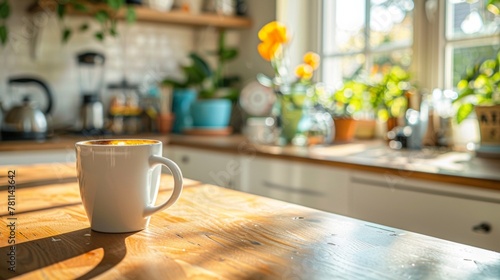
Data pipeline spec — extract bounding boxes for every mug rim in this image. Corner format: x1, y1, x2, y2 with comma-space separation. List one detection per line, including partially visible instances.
76, 139, 162, 147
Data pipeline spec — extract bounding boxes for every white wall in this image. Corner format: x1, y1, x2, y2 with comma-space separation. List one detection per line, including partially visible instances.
0, 2, 197, 129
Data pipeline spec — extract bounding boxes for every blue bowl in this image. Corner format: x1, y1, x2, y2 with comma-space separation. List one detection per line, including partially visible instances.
191, 99, 232, 128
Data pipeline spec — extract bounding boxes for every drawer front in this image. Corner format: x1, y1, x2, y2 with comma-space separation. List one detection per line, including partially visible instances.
240, 156, 349, 215
166, 146, 239, 189
349, 175, 500, 252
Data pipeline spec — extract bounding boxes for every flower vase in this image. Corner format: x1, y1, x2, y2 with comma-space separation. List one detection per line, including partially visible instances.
276, 85, 311, 145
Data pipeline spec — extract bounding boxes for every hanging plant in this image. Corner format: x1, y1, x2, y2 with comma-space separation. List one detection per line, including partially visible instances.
57, 0, 137, 43
0, 0, 136, 46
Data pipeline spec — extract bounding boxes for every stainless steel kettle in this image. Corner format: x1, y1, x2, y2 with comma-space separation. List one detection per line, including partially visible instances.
0, 77, 54, 141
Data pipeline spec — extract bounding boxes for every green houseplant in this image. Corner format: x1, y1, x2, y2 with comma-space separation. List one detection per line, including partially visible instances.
453, 48, 500, 145
162, 30, 240, 131
369, 65, 412, 123
0, 0, 136, 45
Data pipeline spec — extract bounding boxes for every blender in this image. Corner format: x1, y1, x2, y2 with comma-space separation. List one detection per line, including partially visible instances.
76, 51, 105, 134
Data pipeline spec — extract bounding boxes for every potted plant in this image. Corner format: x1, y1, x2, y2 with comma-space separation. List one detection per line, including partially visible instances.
328, 80, 366, 142
161, 52, 209, 133
369, 65, 412, 130
189, 29, 240, 130
453, 48, 500, 146
163, 30, 240, 133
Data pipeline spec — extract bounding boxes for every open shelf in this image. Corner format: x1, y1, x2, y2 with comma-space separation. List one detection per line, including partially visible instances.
29, 2, 252, 29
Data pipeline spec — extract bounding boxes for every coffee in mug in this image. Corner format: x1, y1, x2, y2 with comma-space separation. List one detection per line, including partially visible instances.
75, 139, 183, 233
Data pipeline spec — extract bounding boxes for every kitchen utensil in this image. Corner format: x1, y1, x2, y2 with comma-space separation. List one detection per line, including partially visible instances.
76, 51, 105, 133
80, 94, 104, 132
1, 77, 54, 140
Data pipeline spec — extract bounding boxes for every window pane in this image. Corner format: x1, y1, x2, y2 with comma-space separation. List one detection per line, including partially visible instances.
451, 44, 498, 87
370, 0, 414, 50
323, 54, 366, 85
323, 0, 366, 54
446, 0, 499, 40
372, 48, 413, 70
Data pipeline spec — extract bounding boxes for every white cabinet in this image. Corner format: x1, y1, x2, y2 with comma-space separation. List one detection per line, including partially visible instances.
349, 171, 500, 252
0, 149, 75, 166
165, 146, 240, 189
240, 155, 350, 215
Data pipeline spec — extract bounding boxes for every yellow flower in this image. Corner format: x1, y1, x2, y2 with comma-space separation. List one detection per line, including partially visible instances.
258, 21, 290, 45
258, 40, 282, 61
303, 52, 320, 70
257, 21, 290, 61
295, 63, 313, 80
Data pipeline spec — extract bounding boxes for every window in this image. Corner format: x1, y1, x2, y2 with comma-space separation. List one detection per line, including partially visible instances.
445, 0, 500, 89
319, 0, 499, 90
321, 0, 414, 86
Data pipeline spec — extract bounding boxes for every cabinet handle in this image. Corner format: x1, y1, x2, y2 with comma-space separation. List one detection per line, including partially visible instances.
181, 155, 190, 164
472, 222, 492, 234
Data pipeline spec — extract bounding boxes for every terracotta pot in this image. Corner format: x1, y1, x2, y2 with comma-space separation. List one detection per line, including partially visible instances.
157, 113, 175, 134
386, 117, 398, 133
334, 118, 357, 142
355, 119, 376, 139
475, 105, 500, 146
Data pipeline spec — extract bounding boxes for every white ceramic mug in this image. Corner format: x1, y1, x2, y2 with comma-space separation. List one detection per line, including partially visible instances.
75, 139, 183, 233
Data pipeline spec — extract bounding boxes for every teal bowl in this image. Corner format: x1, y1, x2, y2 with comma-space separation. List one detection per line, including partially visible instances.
191, 99, 232, 127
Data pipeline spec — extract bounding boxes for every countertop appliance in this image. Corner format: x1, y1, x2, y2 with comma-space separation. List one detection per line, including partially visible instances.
0, 76, 54, 141
76, 51, 105, 134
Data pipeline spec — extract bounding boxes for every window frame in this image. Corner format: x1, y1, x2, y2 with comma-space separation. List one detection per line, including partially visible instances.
314, 0, 500, 92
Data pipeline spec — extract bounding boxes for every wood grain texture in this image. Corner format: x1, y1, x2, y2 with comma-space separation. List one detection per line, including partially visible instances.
0, 164, 499, 279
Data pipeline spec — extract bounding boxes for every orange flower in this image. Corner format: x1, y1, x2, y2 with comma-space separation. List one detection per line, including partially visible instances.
258, 21, 290, 45
295, 64, 313, 80
257, 21, 290, 61
303, 52, 320, 70
258, 40, 282, 61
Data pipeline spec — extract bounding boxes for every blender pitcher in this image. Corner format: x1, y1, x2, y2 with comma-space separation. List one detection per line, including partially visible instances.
76, 51, 105, 133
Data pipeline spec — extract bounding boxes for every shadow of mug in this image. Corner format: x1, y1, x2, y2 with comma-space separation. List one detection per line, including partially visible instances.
0, 228, 133, 279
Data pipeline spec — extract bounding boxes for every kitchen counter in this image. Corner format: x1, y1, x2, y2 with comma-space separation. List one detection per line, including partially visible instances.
1, 133, 499, 191
0, 133, 169, 152
165, 134, 500, 191
1, 163, 499, 279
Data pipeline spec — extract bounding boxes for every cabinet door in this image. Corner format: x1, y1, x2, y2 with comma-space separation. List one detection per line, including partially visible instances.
240, 156, 350, 215
349, 171, 500, 252
165, 146, 240, 189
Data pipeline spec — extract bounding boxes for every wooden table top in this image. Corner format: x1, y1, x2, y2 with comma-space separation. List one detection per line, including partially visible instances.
0, 164, 499, 279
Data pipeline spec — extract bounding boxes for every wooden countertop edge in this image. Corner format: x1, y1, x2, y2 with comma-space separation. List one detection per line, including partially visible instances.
168, 141, 500, 192
1, 134, 498, 192
0, 134, 170, 152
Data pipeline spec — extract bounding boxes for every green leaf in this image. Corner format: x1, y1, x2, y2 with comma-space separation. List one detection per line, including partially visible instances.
110, 20, 118, 36
79, 23, 89, 32
0, 1, 10, 19
126, 6, 136, 23
0, 25, 7, 45
57, 4, 66, 19
95, 10, 109, 24
62, 28, 72, 43
190, 53, 213, 78
107, 0, 125, 11
94, 32, 104, 41
220, 48, 238, 62
72, 3, 88, 12
456, 103, 474, 124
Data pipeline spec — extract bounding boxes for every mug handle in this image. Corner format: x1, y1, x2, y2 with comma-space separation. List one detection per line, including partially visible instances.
143, 155, 183, 217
